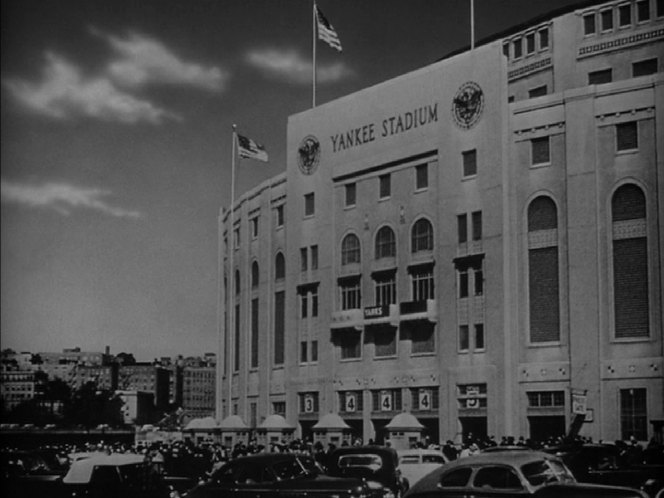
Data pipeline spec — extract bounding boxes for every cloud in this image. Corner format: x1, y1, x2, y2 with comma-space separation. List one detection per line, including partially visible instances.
4, 53, 178, 124
246, 48, 352, 85
92, 28, 228, 92
1, 179, 142, 219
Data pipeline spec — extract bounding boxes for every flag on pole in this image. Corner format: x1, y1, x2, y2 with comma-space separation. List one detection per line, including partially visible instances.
237, 134, 269, 162
315, 5, 342, 52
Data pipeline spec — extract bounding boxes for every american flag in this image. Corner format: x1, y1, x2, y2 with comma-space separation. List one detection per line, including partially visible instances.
316, 5, 342, 52
237, 134, 268, 162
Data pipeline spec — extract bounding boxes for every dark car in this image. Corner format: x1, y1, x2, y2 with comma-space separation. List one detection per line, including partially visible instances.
543, 443, 664, 497
179, 452, 374, 498
326, 446, 409, 498
403, 450, 648, 498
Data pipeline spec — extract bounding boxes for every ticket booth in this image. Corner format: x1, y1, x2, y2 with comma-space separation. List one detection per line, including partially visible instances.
183, 416, 221, 445
385, 413, 424, 450
219, 414, 250, 448
312, 413, 352, 447
256, 414, 295, 448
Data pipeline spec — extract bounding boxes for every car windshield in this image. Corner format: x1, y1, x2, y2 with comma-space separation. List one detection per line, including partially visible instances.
338, 454, 383, 472
422, 454, 446, 464
272, 456, 320, 480
521, 459, 575, 486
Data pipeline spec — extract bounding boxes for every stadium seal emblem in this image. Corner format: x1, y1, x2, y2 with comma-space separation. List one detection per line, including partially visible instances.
452, 81, 484, 130
298, 135, 320, 175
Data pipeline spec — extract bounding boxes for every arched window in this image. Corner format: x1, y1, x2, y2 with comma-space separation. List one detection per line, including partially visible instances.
375, 226, 396, 259
275, 252, 285, 281
251, 261, 259, 288
612, 184, 648, 338
411, 218, 433, 253
527, 196, 559, 343
341, 233, 361, 266
235, 270, 241, 295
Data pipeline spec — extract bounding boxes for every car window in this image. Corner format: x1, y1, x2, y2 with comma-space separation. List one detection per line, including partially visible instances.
90, 466, 121, 488
272, 459, 308, 480
236, 464, 266, 484
439, 467, 472, 487
422, 454, 446, 464
400, 456, 420, 464
473, 466, 523, 490
214, 462, 238, 483
338, 454, 383, 471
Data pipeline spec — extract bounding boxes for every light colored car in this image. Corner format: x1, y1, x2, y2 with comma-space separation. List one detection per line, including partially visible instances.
397, 449, 448, 486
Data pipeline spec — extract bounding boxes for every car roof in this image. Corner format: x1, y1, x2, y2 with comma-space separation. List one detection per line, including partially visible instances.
398, 449, 445, 456
63, 454, 146, 484
442, 450, 559, 469
225, 452, 306, 465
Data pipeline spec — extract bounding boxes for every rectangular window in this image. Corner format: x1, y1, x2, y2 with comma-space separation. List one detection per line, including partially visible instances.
311, 287, 319, 317
458, 214, 468, 244
526, 32, 535, 54
300, 247, 308, 272
463, 149, 477, 177
311, 340, 318, 362
274, 291, 285, 365
584, 12, 597, 35
588, 68, 613, 84
411, 267, 435, 301
459, 325, 469, 351
345, 183, 356, 207
299, 392, 319, 413
340, 279, 361, 310
616, 121, 638, 151
528, 85, 547, 98
527, 391, 565, 407
621, 388, 647, 440
375, 274, 397, 306
304, 193, 315, 216
233, 227, 240, 249
658, 0, 664, 17
637, 0, 651, 21
311, 245, 318, 270
474, 268, 484, 296
619, 3, 632, 26
301, 292, 308, 318
272, 401, 286, 416
374, 328, 397, 357
539, 28, 549, 49
276, 205, 284, 228
532, 136, 551, 165
379, 174, 391, 199
415, 164, 428, 190
601, 8, 614, 31
300, 341, 308, 363
472, 211, 482, 241
513, 38, 523, 59
251, 217, 259, 238
411, 325, 435, 354
633, 58, 658, 77
234, 304, 240, 371
475, 324, 485, 350
251, 298, 259, 368
340, 333, 361, 360
459, 270, 469, 298
502, 42, 510, 58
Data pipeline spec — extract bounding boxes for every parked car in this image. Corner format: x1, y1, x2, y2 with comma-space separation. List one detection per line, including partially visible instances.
403, 450, 648, 498
397, 449, 448, 486
179, 452, 375, 497
326, 445, 409, 497
543, 443, 664, 497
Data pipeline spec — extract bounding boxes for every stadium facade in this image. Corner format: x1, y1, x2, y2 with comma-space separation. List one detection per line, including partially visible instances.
217, 0, 663, 444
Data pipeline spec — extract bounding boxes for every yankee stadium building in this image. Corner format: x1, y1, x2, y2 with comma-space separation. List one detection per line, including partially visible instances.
217, 0, 663, 445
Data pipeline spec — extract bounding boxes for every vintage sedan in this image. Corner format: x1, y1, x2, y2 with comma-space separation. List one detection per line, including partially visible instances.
327, 446, 409, 498
179, 452, 376, 498
403, 450, 648, 498
397, 449, 448, 487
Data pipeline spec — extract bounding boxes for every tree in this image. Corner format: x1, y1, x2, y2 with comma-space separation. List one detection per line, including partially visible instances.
65, 382, 124, 428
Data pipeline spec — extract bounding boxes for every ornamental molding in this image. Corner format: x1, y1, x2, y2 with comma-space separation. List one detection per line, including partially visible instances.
578, 28, 664, 59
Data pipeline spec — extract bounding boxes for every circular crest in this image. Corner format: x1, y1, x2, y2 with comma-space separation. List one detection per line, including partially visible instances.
297, 135, 321, 175
452, 81, 484, 129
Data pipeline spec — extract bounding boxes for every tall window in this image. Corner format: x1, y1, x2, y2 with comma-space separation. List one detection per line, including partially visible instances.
374, 272, 396, 306
528, 196, 560, 343
234, 304, 240, 371
304, 193, 315, 216
601, 8, 614, 31
411, 266, 435, 301
235, 270, 241, 295
300, 247, 308, 272
472, 211, 483, 241
311, 245, 318, 270
275, 205, 284, 228
458, 214, 468, 244
411, 324, 435, 354
345, 183, 356, 207
612, 185, 649, 338
531, 136, 550, 165
375, 226, 396, 259
341, 233, 361, 265
339, 334, 361, 360
379, 174, 391, 199
621, 388, 647, 440
539, 28, 549, 49
619, 3, 632, 26
251, 261, 259, 289
300, 292, 308, 318
513, 38, 523, 59
616, 121, 638, 151
463, 149, 477, 177
584, 12, 596, 35
251, 298, 259, 368
415, 164, 428, 190
374, 328, 397, 357
250, 217, 259, 238
274, 291, 285, 365
275, 252, 285, 281
412, 218, 434, 253
637, 0, 651, 22
526, 32, 535, 54
340, 277, 361, 310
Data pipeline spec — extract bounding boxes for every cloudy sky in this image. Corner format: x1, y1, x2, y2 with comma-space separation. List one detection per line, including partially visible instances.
1, 0, 583, 360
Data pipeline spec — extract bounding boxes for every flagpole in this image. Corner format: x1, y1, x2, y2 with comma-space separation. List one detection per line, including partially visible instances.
470, 0, 475, 50
227, 124, 237, 418
312, 1, 317, 108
